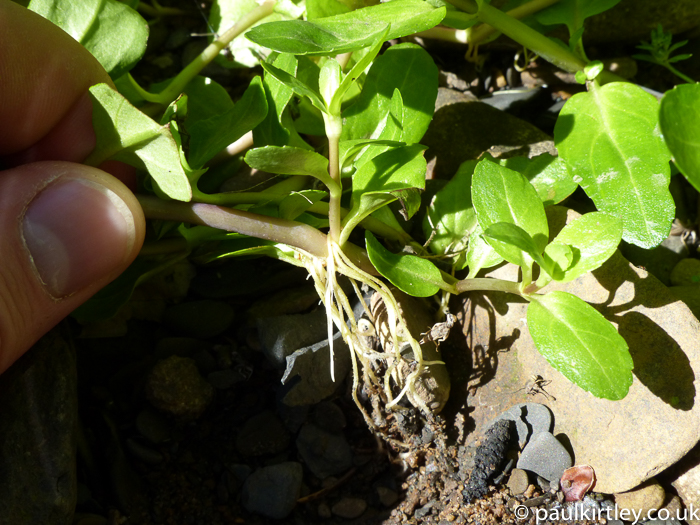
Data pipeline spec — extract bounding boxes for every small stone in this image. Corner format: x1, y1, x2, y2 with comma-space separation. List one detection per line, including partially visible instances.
257, 309, 328, 368
615, 479, 665, 517
517, 432, 572, 482
317, 502, 332, 519
519, 403, 553, 435
296, 424, 353, 479
241, 462, 303, 519
507, 469, 529, 495
236, 411, 290, 457
332, 497, 367, 519
671, 258, 700, 286
488, 406, 529, 448
145, 356, 213, 419
377, 486, 399, 507
313, 401, 346, 434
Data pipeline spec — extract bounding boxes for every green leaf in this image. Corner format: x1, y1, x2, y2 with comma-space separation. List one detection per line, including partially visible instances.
246, 0, 445, 56
541, 243, 574, 280
423, 160, 478, 257
180, 76, 235, 123
546, 212, 622, 282
660, 84, 700, 193
343, 43, 438, 145
341, 144, 427, 244
253, 54, 297, 147
29, 0, 148, 79
187, 77, 268, 169
465, 223, 504, 276
306, 0, 351, 19
244, 146, 336, 190
498, 154, 578, 206
210, 0, 304, 68
527, 291, 633, 400
261, 60, 327, 113
483, 222, 544, 269
535, 0, 622, 31
472, 159, 549, 252
365, 232, 442, 298
554, 82, 674, 248
86, 83, 192, 201
353, 88, 406, 168
279, 190, 328, 220
340, 139, 406, 171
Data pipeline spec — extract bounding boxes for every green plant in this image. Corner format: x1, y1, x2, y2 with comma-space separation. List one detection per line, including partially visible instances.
26, 0, 697, 412
634, 24, 694, 84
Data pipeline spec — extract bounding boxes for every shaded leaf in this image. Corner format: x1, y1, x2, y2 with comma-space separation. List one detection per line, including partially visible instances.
244, 146, 335, 189
484, 222, 544, 270
279, 190, 328, 220
660, 83, 700, 193
86, 83, 192, 201
366, 232, 442, 297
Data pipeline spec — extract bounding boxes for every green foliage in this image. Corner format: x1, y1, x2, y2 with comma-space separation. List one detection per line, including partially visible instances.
660, 84, 700, 192
365, 232, 442, 297
527, 291, 633, 400
246, 0, 445, 56
555, 82, 674, 249
29, 0, 148, 79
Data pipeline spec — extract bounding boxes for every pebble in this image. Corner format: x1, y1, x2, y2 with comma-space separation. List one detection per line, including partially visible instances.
313, 401, 347, 434
517, 432, 572, 482
135, 408, 171, 444
125, 438, 163, 464
296, 423, 353, 479
145, 356, 214, 419
207, 368, 245, 389
162, 299, 235, 338
317, 502, 332, 519
257, 309, 328, 368
377, 486, 399, 507
488, 405, 529, 448
332, 497, 367, 519
671, 258, 700, 286
614, 479, 666, 517
235, 411, 290, 457
241, 462, 303, 519
73, 515, 108, 525
519, 403, 553, 435
507, 468, 529, 495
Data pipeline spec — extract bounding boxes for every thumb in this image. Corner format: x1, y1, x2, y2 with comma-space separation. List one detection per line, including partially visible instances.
0, 161, 145, 372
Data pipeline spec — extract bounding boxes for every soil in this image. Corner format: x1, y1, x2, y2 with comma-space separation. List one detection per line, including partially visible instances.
70, 1, 700, 524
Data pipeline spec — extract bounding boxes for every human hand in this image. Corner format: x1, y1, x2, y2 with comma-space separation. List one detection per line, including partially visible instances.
0, 2, 146, 373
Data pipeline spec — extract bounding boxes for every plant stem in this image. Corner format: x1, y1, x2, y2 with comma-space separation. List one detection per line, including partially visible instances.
325, 118, 343, 244
665, 63, 695, 84
468, 0, 560, 46
143, 0, 276, 106
137, 194, 329, 258
455, 277, 524, 296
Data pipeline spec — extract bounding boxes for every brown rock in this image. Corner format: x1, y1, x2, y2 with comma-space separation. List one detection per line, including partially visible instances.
673, 463, 700, 525
461, 207, 700, 493
145, 355, 213, 419
614, 479, 665, 517
507, 469, 529, 495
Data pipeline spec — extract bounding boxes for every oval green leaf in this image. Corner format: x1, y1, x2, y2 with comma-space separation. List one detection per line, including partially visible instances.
245, 146, 334, 189
660, 83, 700, 193
246, 0, 445, 56
546, 211, 622, 282
365, 232, 442, 298
527, 291, 633, 400
555, 82, 673, 248
472, 159, 549, 252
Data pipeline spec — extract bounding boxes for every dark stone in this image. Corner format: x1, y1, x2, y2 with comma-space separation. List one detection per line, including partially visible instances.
241, 462, 303, 519
0, 328, 77, 525
162, 300, 234, 338
235, 411, 290, 457
145, 356, 213, 419
257, 309, 328, 369
296, 424, 353, 479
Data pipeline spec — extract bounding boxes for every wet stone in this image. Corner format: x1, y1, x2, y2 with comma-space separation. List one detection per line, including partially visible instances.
145, 355, 213, 419
296, 423, 353, 479
236, 410, 290, 457
241, 462, 303, 519
332, 497, 367, 519
517, 432, 572, 482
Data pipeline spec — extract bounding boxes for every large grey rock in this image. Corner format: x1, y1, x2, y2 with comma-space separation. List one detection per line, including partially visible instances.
296, 424, 353, 479
461, 207, 700, 493
257, 309, 328, 369
517, 432, 572, 482
0, 328, 77, 525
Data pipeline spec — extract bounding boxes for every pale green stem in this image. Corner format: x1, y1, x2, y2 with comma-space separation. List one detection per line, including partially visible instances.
140, 0, 276, 106
468, 0, 561, 46
455, 277, 525, 296
325, 116, 343, 244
